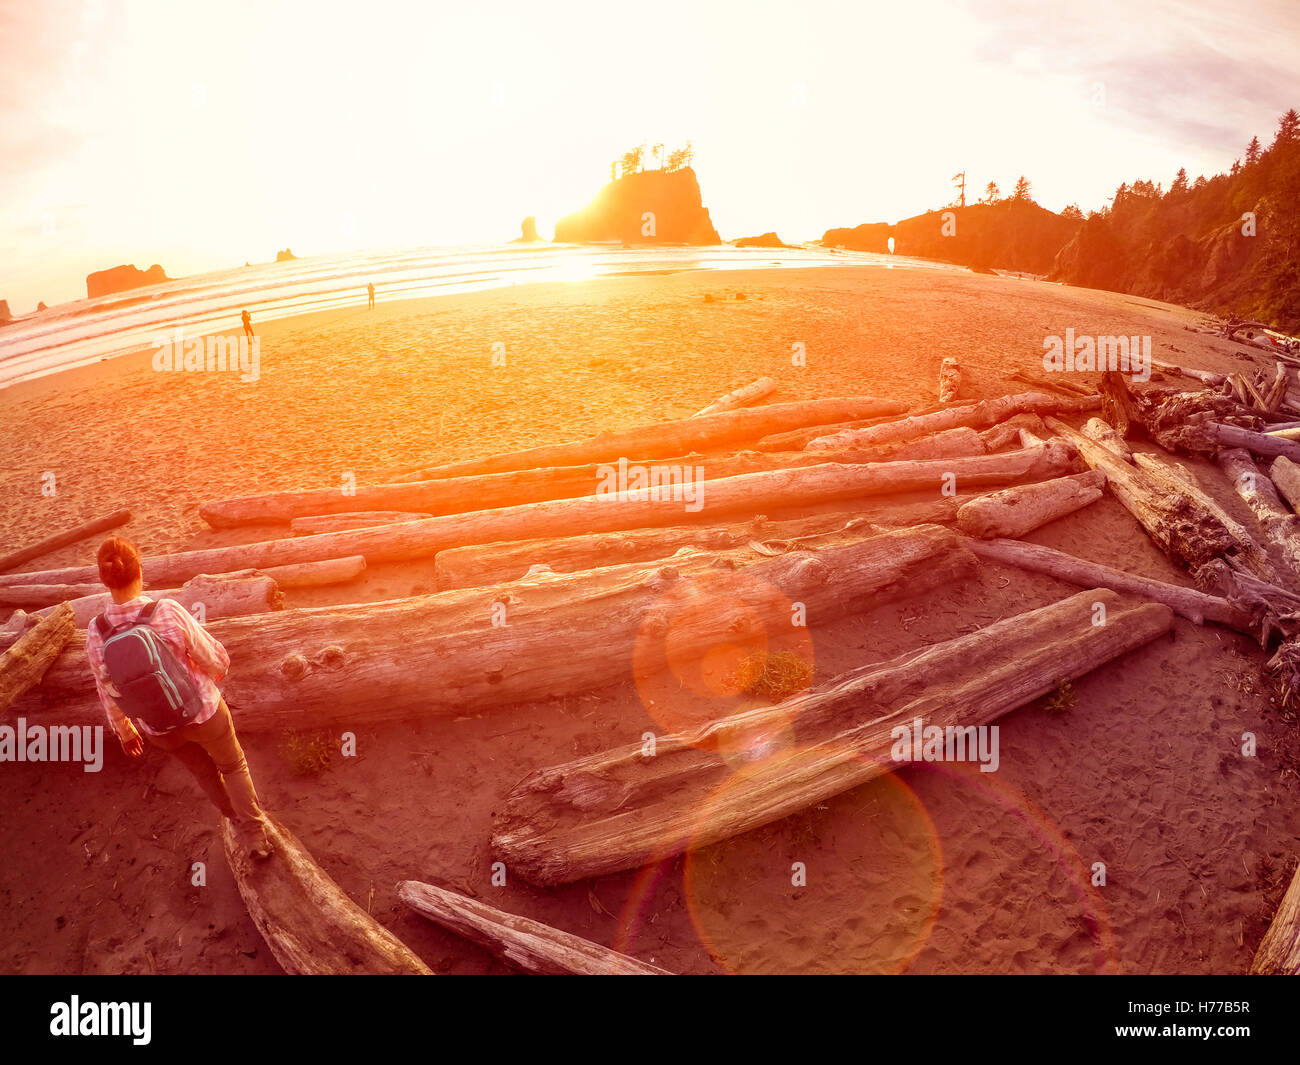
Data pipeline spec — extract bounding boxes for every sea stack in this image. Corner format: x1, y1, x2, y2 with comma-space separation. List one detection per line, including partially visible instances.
554, 166, 720, 244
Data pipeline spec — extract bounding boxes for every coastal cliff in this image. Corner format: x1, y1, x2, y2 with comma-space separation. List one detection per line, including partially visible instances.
85, 264, 170, 300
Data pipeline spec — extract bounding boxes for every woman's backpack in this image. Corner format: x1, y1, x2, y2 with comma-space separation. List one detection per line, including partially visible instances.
95, 602, 203, 732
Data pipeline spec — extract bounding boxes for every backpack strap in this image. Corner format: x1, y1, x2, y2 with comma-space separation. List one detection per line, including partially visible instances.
95, 600, 159, 641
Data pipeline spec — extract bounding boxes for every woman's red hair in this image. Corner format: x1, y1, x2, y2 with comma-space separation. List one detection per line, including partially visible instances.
97, 536, 142, 590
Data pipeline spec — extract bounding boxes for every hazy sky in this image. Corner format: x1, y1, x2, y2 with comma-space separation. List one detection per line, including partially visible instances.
3, 0, 1299, 311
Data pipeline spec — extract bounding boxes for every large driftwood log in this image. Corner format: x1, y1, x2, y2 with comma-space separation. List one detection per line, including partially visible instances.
1149, 359, 1228, 388
1251, 861, 1300, 974
1269, 456, 1300, 516
290, 512, 433, 536
492, 590, 1173, 886
221, 816, 431, 975
433, 499, 970, 590
1217, 449, 1300, 588
1127, 451, 1280, 585
1080, 417, 1134, 461
1045, 417, 1275, 581
203, 450, 844, 529
0, 602, 74, 715
1198, 422, 1300, 463
981, 414, 1047, 452
32, 573, 281, 629
753, 415, 898, 452
391, 395, 906, 481
693, 377, 778, 417
0, 510, 131, 574
805, 392, 1099, 451
396, 881, 670, 975
955, 471, 1105, 539
0, 583, 105, 610
17, 527, 977, 732
966, 538, 1255, 633
0, 446, 1070, 590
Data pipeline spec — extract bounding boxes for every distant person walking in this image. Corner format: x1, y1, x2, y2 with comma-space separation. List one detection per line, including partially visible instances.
241, 308, 254, 341
86, 536, 273, 860
367, 282, 375, 309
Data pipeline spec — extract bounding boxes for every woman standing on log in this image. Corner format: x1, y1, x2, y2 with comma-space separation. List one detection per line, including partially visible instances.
85, 537, 273, 860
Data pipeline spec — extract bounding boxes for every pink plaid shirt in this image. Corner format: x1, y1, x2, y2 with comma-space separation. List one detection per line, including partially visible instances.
85, 595, 229, 739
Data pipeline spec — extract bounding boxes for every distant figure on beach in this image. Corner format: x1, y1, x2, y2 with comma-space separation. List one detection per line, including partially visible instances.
367, 282, 375, 309
241, 308, 254, 340
86, 537, 273, 860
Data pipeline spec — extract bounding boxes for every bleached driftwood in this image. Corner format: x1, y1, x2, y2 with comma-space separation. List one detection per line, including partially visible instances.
391, 395, 907, 481
222, 816, 431, 975
290, 512, 433, 536
33, 573, 281, 629
15, 527, 978, 733
1217, 449, 1300, 587
0, 510, 131, 574
955, 471, 1105, 539
1080, 417, 1134, 461
492, 590, 1172, 886
693, 377, 778, 417
396, 880, 670, 975
805, 392, 1099, 451
1251, 861, 1300, 974
1269, 456, 1300, 516
0, 446, 1070, 590
432, 499, 971, 590
966, 538, 1254, 632
1045, 417, 1277, 582
980, 414, 1047, 452
938, 358, 962, 405
0, 602, 74, 715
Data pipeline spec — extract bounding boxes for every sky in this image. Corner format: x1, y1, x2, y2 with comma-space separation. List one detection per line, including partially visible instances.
3, 0, 1300, 312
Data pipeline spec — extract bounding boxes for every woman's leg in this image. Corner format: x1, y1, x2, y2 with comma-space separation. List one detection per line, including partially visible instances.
144, 731, 238, 819
187, 700, 267, 828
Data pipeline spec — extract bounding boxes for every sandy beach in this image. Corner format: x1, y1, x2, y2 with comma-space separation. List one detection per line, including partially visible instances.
3, 263, 1299, 975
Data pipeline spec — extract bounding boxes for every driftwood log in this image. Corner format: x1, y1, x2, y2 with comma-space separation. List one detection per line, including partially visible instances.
0, 510, 131, 574
1217, 449, 1300, 587
203, 450, 844, 529
1080, 417, 1134, 461
0, 583, 104, 610
966, 539, 1255, 633
0, 445, 1070, 590
396, 880, 670, 975
31, 573, 282, 629
0, 602, 74, 715
693, 377, 778, 417
221, 816, 431, 975
1197, 422, 1300, 463
1270, 456, 1300, 516
1251, 861, 1300, 974
391, 395, 906, 481
955, 470, 1105, 539
1127, 451, 1280, 584
492, 589, 1173, 886
981, 414, 1047, 452
432, 499, 970, 590
805, 392, 1099, 451
15, 527, 978, 732
290, 512, 433, 536
938, 358, 961, 405
1045, 417, 1275, 581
